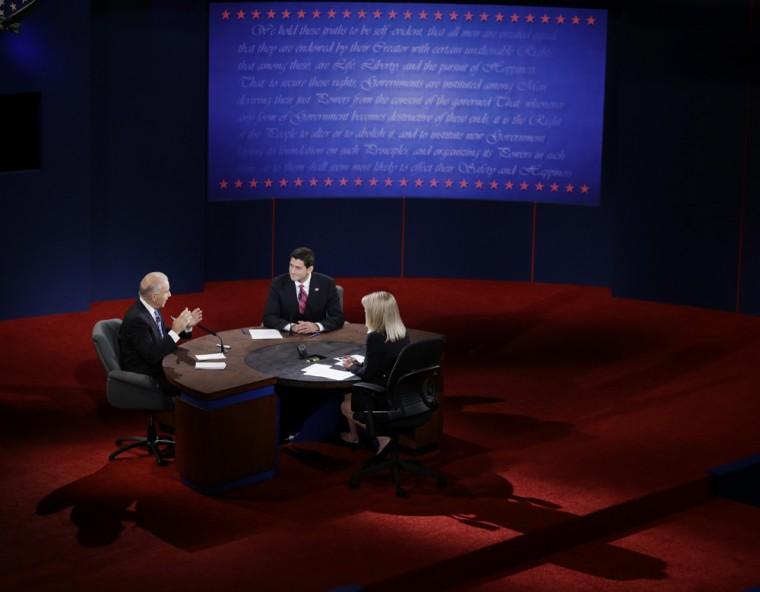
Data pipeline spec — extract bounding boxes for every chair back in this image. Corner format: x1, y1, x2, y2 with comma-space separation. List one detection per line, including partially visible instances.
92, 319, 123, 374
386, 338, 444, 420
387, 338, 443, 391
336, 284, 344, 311
392, 365, 442, 419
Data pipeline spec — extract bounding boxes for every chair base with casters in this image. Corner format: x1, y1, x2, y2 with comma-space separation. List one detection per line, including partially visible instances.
349, 420, 447, 498
109, 413, 175, 466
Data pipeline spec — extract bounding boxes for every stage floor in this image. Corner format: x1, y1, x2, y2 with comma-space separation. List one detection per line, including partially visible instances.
1, 279, 758, 592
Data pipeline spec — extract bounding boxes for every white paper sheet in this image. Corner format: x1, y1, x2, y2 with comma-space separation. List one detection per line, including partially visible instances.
194, 361, 227, 370
301, 364, 355, 381
249, 329, 284, 340
195, 353, 226, 361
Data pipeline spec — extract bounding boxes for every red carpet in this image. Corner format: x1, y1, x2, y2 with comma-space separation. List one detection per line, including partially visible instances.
1, 279, 759, 591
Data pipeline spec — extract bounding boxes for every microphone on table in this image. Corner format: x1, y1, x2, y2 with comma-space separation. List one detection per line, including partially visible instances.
195, 323, 231, 353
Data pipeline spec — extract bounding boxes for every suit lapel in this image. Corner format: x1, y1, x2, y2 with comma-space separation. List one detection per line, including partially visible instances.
304, 275, 320, 315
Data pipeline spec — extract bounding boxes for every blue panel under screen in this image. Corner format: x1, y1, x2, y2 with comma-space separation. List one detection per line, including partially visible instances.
209, 3, 607, 206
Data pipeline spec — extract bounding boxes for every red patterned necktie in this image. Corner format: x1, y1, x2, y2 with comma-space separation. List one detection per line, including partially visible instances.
298, 283, 307, 315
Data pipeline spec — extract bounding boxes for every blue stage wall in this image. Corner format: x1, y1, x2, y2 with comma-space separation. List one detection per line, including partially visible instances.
0, 3, 92, 319
89, 1, 207, 302
405, 198, 533, 279
0, 1, 758, 321
274, 198, 403, 278
608, 1, 749, 312
739, 110, 760, 316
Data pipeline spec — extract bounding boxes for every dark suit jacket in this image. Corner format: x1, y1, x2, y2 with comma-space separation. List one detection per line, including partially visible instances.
262, 272, 344, 332
118, 300, 188, 380
349, 331, 411, 386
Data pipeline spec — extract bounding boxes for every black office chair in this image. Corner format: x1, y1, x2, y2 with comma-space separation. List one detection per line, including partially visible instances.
92, 319, 175, 466
349, 338, 447, 497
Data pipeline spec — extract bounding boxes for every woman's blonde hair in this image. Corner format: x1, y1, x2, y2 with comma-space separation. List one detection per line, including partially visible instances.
361, 291, 406, 342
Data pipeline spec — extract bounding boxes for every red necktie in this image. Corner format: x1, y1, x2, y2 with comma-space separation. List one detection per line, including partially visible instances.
298, 284, 307, 315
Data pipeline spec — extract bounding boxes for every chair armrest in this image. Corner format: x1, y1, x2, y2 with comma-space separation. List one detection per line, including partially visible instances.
353, 381, 386, 396
352, 381, 390, 412
109, 369, 161, 391
352, 382, 393, 435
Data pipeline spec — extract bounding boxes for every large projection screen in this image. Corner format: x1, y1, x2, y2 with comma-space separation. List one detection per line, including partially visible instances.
209, 3, 607, 205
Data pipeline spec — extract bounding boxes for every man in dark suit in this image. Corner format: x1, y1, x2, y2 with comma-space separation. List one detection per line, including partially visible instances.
262, 247, 344, 442
119, 271, 203, 395
263, 246, 344, 333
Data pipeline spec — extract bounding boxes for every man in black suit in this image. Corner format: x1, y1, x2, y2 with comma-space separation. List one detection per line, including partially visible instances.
263, 247, 344, 442
119, 271, 203, 395
263, 246, 344, 333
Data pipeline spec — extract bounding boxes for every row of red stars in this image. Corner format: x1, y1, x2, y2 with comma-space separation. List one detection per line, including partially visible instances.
220, 8, 598, 26
218, 177, 591, 193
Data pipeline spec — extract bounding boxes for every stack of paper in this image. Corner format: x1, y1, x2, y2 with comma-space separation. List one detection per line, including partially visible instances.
195, 361, 227, 370
249, 329, 283, 340
301, 364, 355, 381
195, 353, 226, 361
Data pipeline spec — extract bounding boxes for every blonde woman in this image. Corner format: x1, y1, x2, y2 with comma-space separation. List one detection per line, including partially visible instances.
340, 291, 410, 452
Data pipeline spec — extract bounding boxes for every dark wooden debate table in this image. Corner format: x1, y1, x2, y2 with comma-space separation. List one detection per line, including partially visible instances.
162, 323, 443, 494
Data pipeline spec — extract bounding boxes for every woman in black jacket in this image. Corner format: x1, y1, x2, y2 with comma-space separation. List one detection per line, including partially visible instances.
340, 291, 410, 453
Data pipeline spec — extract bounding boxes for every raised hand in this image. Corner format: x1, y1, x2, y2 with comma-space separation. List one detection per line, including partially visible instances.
188, 307, 203, 328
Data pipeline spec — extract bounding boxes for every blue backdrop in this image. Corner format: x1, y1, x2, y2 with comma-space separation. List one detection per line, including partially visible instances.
208, 2, 607, 205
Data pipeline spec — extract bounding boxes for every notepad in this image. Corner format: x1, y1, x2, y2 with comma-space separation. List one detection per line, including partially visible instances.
195, 353, 226, 361
249, 328, 283, 340
194, 361, 227, 370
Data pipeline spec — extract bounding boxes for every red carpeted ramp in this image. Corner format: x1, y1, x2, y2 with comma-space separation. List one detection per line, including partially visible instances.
1, 280, 759, 592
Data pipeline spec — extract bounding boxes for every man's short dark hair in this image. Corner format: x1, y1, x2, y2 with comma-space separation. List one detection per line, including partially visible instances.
290, 246, 315, 268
